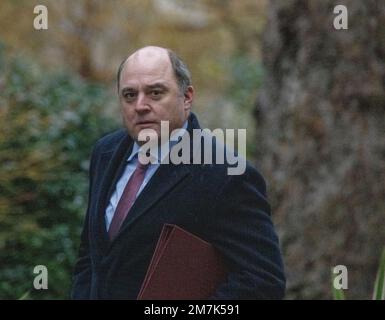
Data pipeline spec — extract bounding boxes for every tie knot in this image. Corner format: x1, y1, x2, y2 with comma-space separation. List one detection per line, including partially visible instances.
136, 150, 155, 171
136, 154, 150, 171
136, 161, 149, 171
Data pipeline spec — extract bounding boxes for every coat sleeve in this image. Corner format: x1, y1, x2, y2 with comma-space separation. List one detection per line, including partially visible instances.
70, 143, 98, 299
206, 164, 286, 299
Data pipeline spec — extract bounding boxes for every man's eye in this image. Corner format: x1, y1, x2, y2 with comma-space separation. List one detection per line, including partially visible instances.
124, 92, 136, 100
150, 90, 163, 98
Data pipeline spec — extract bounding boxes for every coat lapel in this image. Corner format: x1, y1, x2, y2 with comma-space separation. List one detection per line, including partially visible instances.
110, 161, 191, 245
94, 133, 134, 252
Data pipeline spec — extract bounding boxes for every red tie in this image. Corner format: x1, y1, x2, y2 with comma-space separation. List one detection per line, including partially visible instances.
108, 159, 149, 241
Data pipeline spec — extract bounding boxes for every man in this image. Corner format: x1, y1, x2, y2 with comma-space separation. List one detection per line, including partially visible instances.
71, 46, 285, 299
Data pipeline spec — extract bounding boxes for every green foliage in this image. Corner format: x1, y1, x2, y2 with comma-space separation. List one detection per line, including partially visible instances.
0, 45, 118, 299
18, 290, 31, 300
223, 55, 264, 159
331, 270, 345, 300
227, 55, 264, 109
331, 248, 385, 300
372, 248, 385, 300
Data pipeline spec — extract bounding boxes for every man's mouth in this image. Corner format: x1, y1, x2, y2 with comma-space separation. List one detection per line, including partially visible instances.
136, 121, 157, 126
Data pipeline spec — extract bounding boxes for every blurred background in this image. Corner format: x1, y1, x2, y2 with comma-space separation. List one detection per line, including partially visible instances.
0, 0, 384, 299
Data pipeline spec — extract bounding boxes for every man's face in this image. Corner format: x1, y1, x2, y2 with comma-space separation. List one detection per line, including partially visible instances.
118, 48, 193, 144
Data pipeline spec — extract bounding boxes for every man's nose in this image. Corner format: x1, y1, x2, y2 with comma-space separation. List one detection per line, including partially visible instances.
135, 92, 151, 112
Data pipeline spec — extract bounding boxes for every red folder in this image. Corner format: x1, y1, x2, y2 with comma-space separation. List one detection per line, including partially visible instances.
137, 224, 228, 300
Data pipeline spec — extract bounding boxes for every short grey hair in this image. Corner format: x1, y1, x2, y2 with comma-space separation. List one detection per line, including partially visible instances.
117, 48, 192, 95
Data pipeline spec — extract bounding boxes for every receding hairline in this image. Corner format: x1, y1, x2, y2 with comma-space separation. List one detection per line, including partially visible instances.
118, 46, 171, 83
117, 46, 192, 93
128, 46, 169, 62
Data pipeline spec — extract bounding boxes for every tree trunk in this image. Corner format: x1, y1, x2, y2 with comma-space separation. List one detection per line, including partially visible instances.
256, 0, 385, 299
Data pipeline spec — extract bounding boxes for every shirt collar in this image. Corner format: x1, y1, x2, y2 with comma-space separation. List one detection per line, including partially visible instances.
127, 120, 188, 164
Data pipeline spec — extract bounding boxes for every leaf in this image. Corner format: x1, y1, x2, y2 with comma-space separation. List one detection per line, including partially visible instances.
372, 248, 385, 300
331, 268, 346, 300
18, 290, 31, 300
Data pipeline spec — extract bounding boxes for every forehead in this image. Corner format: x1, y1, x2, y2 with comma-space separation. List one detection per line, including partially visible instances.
120, 50, 176, 87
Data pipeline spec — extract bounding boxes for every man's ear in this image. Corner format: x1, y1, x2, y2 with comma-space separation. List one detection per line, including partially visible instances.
184, 86, 194, 110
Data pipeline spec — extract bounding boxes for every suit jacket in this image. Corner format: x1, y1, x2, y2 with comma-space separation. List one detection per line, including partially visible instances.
71, 112, 286, 299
